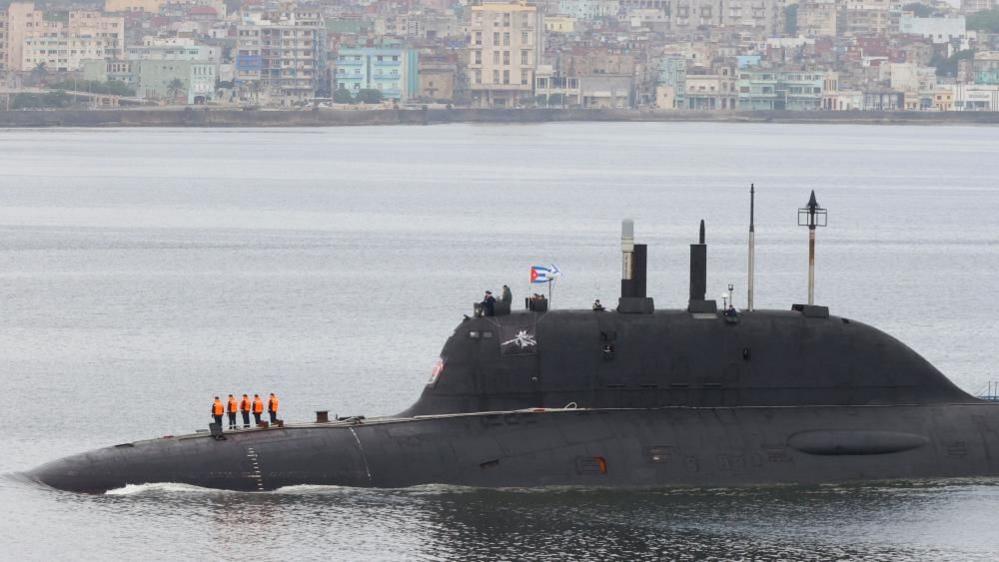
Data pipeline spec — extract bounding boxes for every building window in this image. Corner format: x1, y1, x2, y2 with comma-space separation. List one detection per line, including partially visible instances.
493, 32, 499, 44
493, 51, 499, 64
521, 31, 529, 44
474, 50, 482, 64
493, 69, 499, 83
503, 51, 510, 65
475, 31, 482, 45
503, 70, 510, 84
521, 50, 529, 65
503, 32, 510, 46
475, 69, 481, 84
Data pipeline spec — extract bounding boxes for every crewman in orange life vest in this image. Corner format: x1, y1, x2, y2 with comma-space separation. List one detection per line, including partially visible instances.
240, 394, 251, 429
252, 394, 264, 426
268, 393, 279, 424
226, 394, 239, 430
211, 396, 224, 429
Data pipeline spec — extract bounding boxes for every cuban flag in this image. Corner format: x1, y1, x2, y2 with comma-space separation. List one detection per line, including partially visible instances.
530, 264, 561, 284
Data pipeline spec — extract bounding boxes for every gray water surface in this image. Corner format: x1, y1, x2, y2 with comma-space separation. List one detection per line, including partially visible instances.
2, 123, 999, 560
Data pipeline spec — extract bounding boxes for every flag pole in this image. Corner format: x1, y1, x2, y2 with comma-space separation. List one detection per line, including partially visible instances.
548, 278, 553, 307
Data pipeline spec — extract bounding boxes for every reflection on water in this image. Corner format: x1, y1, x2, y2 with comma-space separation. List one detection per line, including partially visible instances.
5, 474, 998, 560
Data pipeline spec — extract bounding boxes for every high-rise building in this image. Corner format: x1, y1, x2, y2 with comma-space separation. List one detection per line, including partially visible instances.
467, 0, 543, 107
236, 8, 326, 103
0, 10, 7, 76
18, 10, 123, 72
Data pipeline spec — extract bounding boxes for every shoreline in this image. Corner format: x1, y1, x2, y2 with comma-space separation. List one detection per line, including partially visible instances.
2, 107, 999, 128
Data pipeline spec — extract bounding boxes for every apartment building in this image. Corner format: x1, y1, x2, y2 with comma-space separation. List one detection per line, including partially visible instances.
737, 69, 825, 110
334, 47, 419, 101
839, 0, 899, 36
667, 0, 785, 36
467, 0, 543, 107
20, 10, 124, 72
127, 37, 221, 62
0, 10, 7, 76
236, 8, 326, 103
797, 0, 838, 37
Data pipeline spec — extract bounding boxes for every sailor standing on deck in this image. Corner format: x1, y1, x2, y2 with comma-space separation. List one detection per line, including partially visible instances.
252, 394, 264, 426
211, 396, 224, 429
240, 393, 251, 428
268, 393, 280, 424
226, 394, 239, 430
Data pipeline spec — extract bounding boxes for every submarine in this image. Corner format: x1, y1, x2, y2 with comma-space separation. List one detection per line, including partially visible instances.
28, 200, 999, 493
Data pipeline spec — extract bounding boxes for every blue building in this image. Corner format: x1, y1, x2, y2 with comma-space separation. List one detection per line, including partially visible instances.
335, 48, 419, 101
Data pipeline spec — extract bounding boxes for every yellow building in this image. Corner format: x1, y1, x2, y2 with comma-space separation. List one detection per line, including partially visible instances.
932, 88, 954, 111
468, 0, 543, 107
104, 0, 165, 13
544, 16, 576, 33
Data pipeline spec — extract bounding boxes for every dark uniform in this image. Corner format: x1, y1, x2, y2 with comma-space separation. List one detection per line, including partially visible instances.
226, 395, 238, 430
240, 394, 251, 428
252, 394, 263, 425
211, 397, 224, 429
268, 393, 279, 424
481, 292, 496, 317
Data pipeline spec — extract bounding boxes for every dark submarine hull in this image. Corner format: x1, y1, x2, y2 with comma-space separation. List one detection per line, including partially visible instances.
26, 217, 999, 493
29, 402, 999, 493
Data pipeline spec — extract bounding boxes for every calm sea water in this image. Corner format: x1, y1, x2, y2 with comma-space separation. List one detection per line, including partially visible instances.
2, 122, 999, 560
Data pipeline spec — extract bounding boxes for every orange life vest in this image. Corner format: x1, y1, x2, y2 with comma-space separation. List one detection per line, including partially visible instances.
212, 400, 224, 416
240, 397, 251, 412
253, 397, 263, 414
227, 397, 238, 413
268, 396, 279, 413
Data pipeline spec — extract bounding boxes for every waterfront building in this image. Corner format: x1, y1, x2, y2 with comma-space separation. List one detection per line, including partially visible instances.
82, 58, 216, 103
685, 64, 736, 110
235, 8, 326, 104
953, 84, 999, 110
657, 55, 686, 109
467, 0, 543, 107
737, 69, 825, 110
334, 47, 419, 101
534, 64, 581, 105
418, 60, 456, 102
973, 51, 999, 85
579, 75, 631, 107
863, 89, 903, 110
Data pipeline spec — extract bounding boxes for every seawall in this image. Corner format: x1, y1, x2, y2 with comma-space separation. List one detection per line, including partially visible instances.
2, 107, 999, 128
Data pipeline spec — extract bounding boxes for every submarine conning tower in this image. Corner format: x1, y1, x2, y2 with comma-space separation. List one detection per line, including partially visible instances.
399, 220, 976, 417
